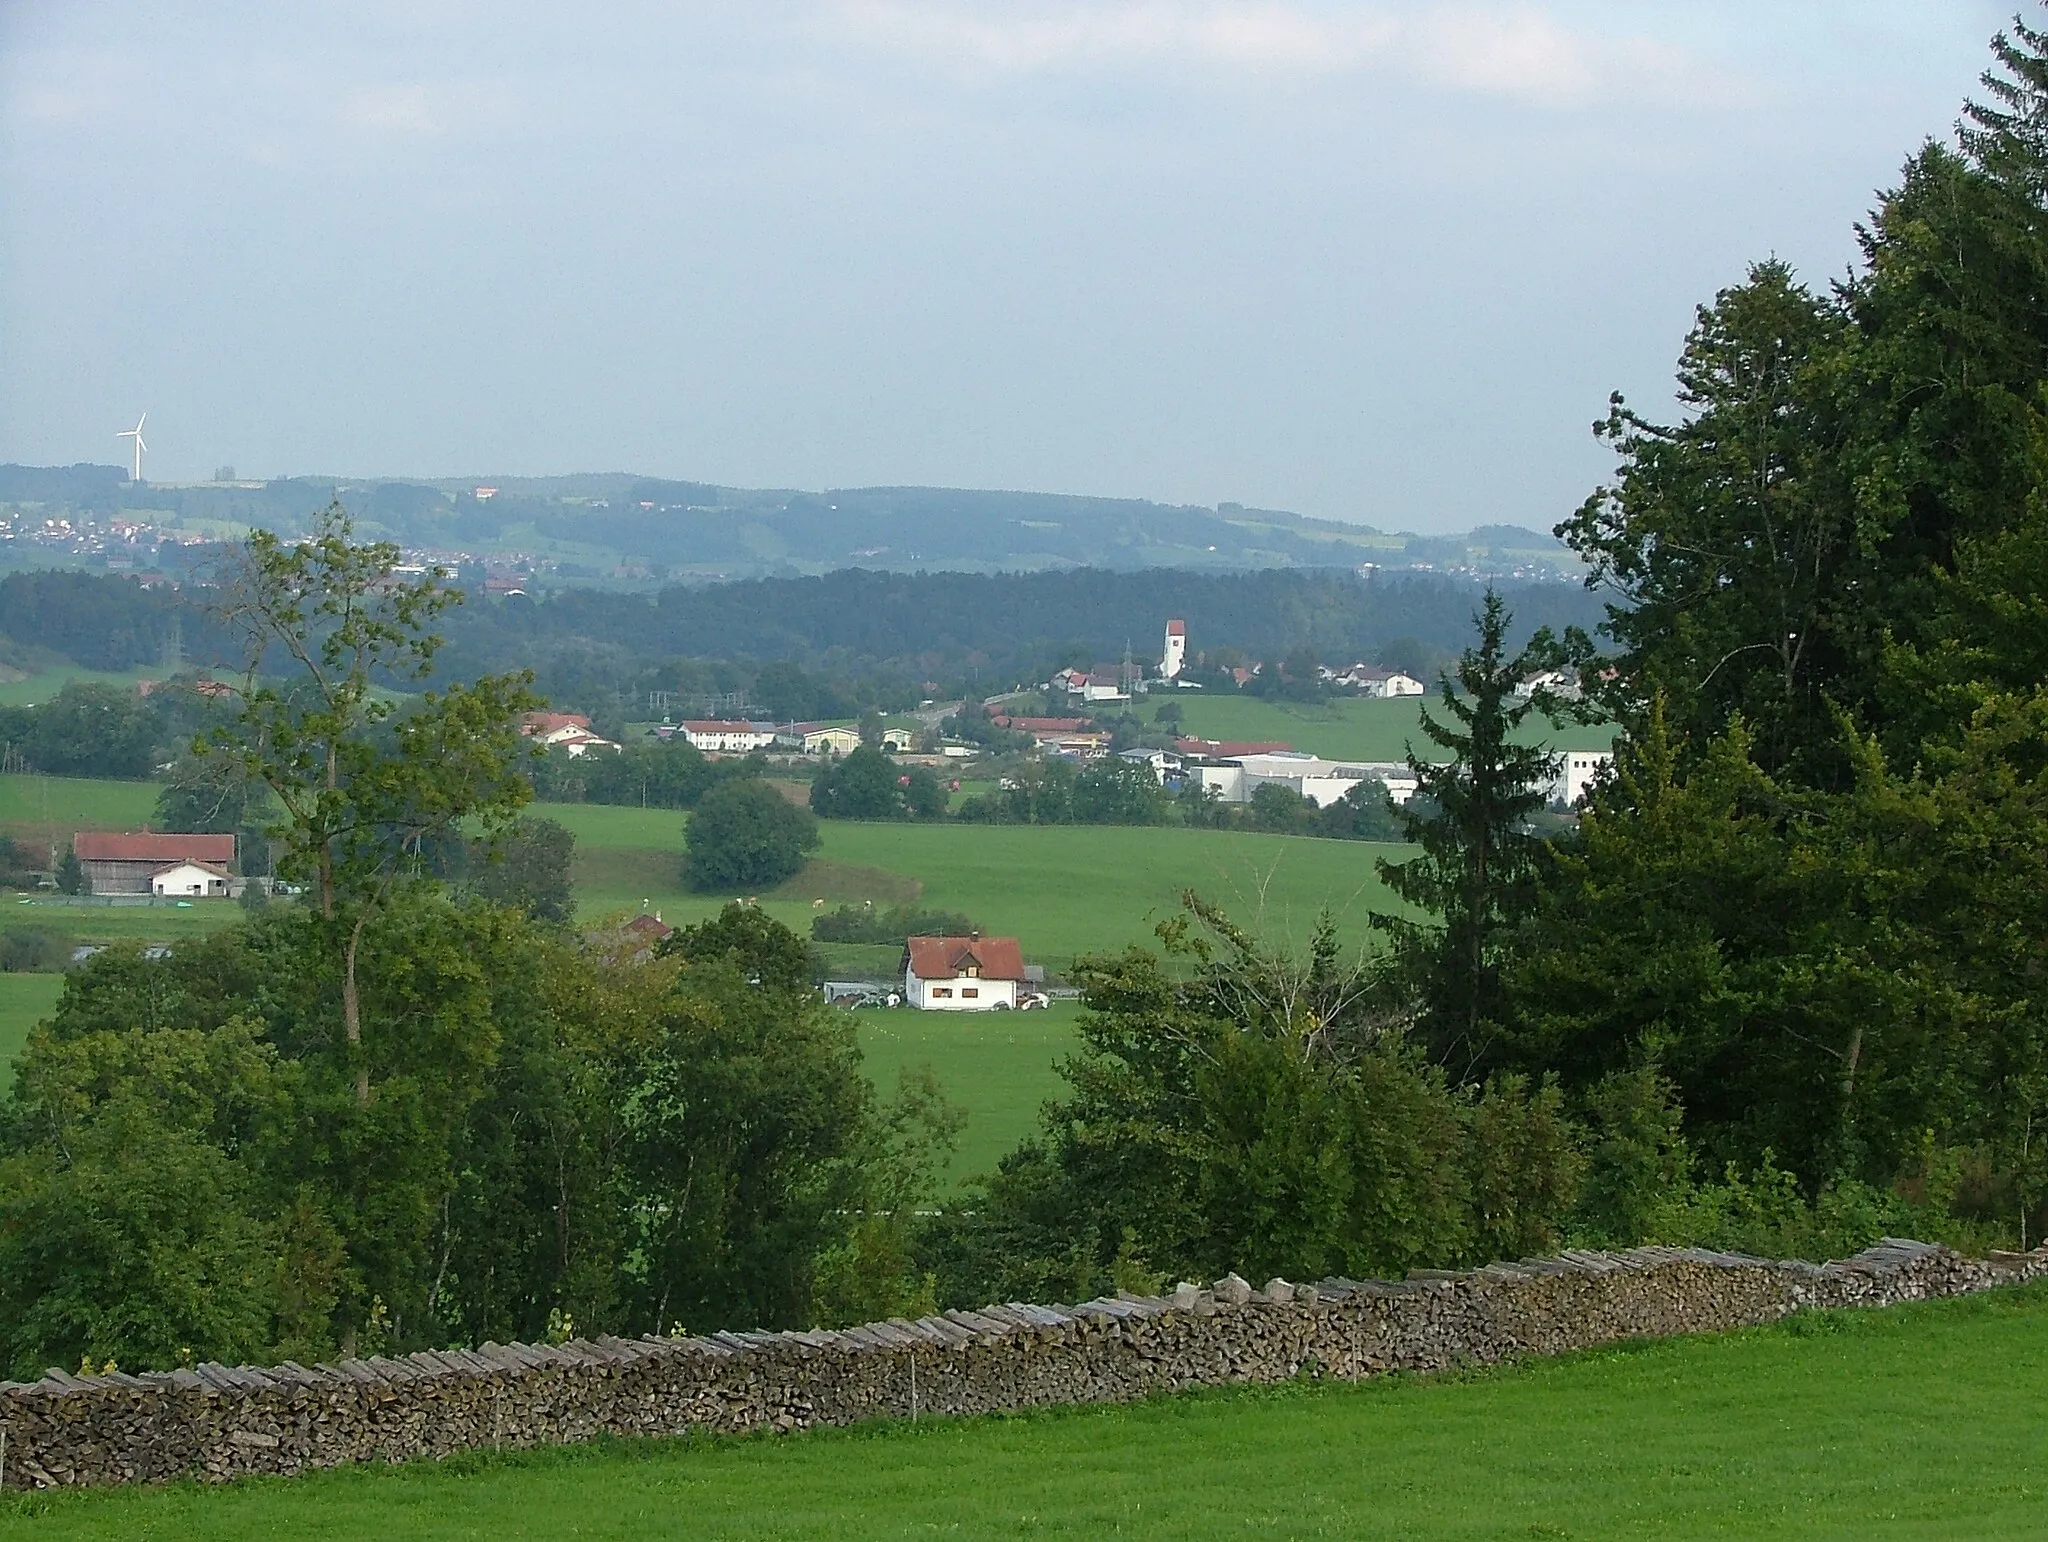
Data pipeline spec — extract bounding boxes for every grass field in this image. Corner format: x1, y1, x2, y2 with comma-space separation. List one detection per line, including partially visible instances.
9, 1284, 2045, 1539
0, 971, 62, 1088
1165, 693, 1617, 763
856, 999, 1080, 1183
560, 805, 1400, 968
0, 773, 158, 848
0, 665, 155, 709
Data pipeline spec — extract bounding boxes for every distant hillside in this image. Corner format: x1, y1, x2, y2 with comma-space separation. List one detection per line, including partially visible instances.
0, 465, 1581, 587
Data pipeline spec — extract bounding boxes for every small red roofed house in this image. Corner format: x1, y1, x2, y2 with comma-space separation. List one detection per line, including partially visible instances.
901, 935, 1027, 1011
522, 711, 591, 739
74, 832, 237, 897
623, 912, 673, 943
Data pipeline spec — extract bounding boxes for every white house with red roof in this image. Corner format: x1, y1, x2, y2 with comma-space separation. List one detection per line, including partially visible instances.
520, 712, 621, 756
901, 935, 1027, 1011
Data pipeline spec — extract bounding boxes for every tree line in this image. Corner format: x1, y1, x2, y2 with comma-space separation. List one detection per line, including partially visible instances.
927, 16, 2048, 1293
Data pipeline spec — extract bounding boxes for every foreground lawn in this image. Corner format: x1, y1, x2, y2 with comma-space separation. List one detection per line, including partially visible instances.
9, 1284, 2046, 1539
1168, 693, 1616, 764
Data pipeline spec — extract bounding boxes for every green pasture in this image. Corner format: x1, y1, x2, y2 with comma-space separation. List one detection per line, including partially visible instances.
558, 804, 1401, 968
0, 773, 158, 846
0, 971, 62, 1088
0, 898, 241, 946
1164, 692, 1616, 763
13, 1283, 2047, 1539
856, 999, 1080, 1184
0, 665, 156, 709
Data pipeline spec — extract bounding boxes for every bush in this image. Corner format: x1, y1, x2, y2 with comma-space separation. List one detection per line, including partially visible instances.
809, 746, 947, 820
685, 780, 820, 892
0, 927, 74, 972
811, 904, 980, 945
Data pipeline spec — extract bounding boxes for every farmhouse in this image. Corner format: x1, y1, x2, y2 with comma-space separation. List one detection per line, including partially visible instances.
73, 831, 237, 896
680, 720, 779, 753
149, 860, 233, 898
902, 934, 1027, 1011
521, 711, 590, 741
1337, 665, 1425, 698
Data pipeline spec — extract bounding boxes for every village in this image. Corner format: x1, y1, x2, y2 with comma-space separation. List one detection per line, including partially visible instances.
55, 615, 1611, 1017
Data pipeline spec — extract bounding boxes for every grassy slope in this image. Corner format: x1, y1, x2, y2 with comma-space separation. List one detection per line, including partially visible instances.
560, 805, 1400, 968
1166, 693, 1617, 763
857, 999, 1081, 1185
0, 773, 158, 845
12, 1285, 2047, 1539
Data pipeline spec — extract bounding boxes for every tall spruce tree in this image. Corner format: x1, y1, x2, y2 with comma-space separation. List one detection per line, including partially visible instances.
1373, 592, 1563, 1079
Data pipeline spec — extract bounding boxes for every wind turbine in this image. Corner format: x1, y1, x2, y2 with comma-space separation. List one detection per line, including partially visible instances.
116, 414, 147, 482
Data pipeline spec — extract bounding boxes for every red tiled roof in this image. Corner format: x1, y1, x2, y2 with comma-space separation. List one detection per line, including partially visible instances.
153, 859, 233, 879
623, 914, 673, 937
522, 711, 591, 735
1166, 619, 1186, 636
75, 832, 236, 864
902, 935, 1026, 982
681, 720, 768, 733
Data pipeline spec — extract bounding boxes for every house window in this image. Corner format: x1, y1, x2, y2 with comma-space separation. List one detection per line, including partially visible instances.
963, 964, 980, 978
932, 987, 952, 998
962, 988, 978, 999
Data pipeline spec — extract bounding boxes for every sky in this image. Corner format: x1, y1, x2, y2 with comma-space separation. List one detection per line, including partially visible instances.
0, 1, 2018, 533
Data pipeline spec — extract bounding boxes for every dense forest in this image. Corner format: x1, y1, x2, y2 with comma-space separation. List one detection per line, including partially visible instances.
0, 561, 1599, 718
4, 14, 2048, 1383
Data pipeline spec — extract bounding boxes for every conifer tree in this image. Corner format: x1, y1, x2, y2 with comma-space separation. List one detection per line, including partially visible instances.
1373, 592, 1563, 1079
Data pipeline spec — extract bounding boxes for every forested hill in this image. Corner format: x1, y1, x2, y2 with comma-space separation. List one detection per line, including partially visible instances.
0, 562, 1601, 710
0, 463, 1579, 583
433, 567, 1601, 688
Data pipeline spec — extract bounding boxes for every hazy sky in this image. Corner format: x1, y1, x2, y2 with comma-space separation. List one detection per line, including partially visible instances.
0, 2, 2016, 532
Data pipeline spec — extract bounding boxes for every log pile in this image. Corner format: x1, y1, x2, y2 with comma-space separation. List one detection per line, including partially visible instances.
2, 1237, 2041, 1491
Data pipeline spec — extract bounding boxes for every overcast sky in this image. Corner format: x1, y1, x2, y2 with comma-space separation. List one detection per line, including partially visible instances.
0, 2, 2016, 532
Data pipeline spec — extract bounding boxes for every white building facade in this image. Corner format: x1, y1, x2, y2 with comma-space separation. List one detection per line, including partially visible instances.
681, 720, 780, 753
902, 935, 1027, 1011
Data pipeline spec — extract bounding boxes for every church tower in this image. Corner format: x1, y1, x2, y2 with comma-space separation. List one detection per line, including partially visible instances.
1162, 618, 1187, 680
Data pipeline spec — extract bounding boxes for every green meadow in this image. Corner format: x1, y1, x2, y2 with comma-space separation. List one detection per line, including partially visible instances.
1164, 692, 1617, 764
0, 773, 158, 846
0, 971, 63, 1088
0, 665, 156, 709
9, 1283, 2045, 1539
857, 999, 1081, 1183
559, 802, 1401, 969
